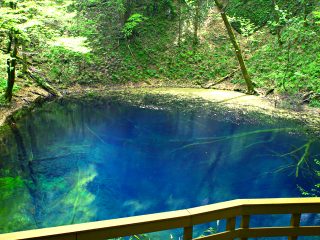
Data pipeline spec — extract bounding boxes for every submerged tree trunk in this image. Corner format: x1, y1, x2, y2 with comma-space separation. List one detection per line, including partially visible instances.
8, 116, 40, 227
214, 0, 256, 94
27, 115, 39, 158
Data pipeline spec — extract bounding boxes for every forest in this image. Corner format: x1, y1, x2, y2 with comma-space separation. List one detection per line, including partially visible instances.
0, 0, 319, 105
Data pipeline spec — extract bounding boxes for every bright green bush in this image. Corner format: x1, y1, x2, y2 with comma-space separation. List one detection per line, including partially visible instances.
122, 14, 148, 39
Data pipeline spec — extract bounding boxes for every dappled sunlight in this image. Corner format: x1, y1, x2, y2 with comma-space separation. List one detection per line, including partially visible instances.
50, 37, 91, 54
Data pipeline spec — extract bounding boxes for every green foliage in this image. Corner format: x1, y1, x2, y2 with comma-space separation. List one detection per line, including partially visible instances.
267, 5, 289, 35
0, 0, 319, 108
226, 0, 313, 32
314, 11, 320, 24
230, 16, 257, 37
42, 44, 94, 84
310, 99, 320, 108
226, 0, 272, 31
0, 77, 8, 105
0, 0, 92, 88
122, 13, 148, 39
108, 14, 237, 84
246, 15, 320, 94
0, 77, 6, 93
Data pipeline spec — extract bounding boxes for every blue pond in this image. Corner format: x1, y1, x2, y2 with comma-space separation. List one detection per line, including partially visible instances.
0, 97, 319, 239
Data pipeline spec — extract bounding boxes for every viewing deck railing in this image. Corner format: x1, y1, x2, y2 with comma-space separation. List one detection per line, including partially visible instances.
1, 198, 320, 240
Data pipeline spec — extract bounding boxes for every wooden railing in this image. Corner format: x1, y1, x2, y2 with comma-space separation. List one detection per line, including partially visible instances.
1, 198, 320, 240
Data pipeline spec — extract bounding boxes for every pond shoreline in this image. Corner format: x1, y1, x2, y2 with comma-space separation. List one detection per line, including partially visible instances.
1, 85, 320, 132
0, 86, 52, 127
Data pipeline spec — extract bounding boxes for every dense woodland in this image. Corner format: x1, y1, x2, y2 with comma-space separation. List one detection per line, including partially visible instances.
0, 0, 320, 104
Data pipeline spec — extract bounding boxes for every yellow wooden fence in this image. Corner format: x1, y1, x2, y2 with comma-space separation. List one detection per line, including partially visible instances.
0, 198, 320, 240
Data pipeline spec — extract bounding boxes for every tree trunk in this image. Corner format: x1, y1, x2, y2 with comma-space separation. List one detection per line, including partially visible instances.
5, 36, 19, 102
6, 30, 13, 54
5, 58, 16, 102
178, 0, 182, 47
303, 0, 308, 27
22, 43, 28, 74
214, 0, 256, 94
9, 0, 17, 9
123, 0, 132, 24
152, 2, 159, 15
272, 0, 283, 46
193, 0, 200, 46
12, 36, 18, 58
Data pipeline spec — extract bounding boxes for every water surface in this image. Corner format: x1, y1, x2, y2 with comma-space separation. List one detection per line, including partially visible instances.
0, 98, 319, 238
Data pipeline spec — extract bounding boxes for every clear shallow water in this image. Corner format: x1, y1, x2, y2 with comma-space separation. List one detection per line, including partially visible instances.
0, 99, 319, 239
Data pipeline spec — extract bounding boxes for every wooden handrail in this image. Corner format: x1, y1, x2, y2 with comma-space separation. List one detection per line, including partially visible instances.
0, 198, 319, 240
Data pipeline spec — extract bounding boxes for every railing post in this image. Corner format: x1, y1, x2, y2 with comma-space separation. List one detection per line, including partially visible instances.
226, 217, 236, 231
226, 217, 236, 240
184, 226, 193, 240
289, 213, 301, 240
240, 215, 250, 240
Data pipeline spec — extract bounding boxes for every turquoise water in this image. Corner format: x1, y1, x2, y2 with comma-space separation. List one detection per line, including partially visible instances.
0, 99, 319, 239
